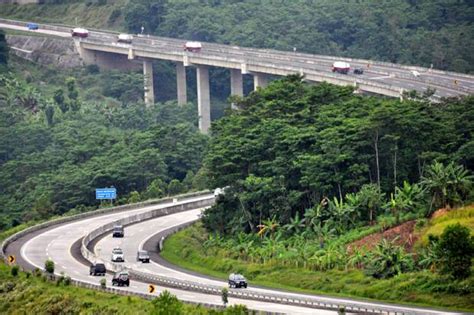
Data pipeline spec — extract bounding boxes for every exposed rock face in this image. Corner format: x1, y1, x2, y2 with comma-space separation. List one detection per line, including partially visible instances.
6, 35, 83, 68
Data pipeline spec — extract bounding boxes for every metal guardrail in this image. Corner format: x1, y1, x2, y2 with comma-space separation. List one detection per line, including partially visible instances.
81, 38, 404, 97
2, 17, 472, 97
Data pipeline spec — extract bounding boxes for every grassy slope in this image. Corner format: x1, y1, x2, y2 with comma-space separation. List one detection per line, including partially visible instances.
0, 263, 155, 314
417, 205, 474, 245
0, 1, 125, 30
161, 213, 474, 311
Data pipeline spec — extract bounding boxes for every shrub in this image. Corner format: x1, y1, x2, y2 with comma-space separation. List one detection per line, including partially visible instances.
364, 239, 414, 279
152, 290, 183, 315
44, 259, 54, 274
224, 305, 249, 314
100, 278, 106, 289
64, 276, 71, 286
221, 287, 229, 306
435, 223, 474, 279
11, 265, 19, 277
85, 64, 100, 75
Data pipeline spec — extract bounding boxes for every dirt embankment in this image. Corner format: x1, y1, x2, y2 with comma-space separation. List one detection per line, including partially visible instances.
347, 220, 418, 253
347, 208, 455, 253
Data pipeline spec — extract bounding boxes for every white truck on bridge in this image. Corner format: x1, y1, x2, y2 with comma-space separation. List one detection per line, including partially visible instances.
332, 61, 351, 74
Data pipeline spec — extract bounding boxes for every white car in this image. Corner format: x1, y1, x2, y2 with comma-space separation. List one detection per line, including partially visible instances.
184, 41, 202, 52
71, 27, 89, 38
117, 33, 133, 44
111, 247, 124, 262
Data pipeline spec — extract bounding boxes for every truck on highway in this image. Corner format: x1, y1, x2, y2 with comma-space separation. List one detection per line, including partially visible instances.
184, 41, 202, 53
117, 33, 133, 44
332, 61, 351, 74
71, 27, 89, 38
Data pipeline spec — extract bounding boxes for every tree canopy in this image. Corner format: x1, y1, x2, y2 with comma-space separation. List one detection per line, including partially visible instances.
202, 75, 474, 235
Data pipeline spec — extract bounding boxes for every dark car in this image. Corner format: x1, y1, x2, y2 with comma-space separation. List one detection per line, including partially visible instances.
112, 225, 124, 238
89, 263, 106, 276
26, 23, 39, 30
228, 273, 247, 288
112, 271, 130, 287
353, 68, 364, 75
137, 250, 150, 263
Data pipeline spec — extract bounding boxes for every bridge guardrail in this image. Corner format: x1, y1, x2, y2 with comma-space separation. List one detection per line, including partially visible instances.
2, 18, 471, 97
81, 38, 404, 97
2, 17, 474, 83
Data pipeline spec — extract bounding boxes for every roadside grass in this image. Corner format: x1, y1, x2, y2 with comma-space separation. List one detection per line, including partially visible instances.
417, 205, 474, 246
161, 222, 474, 311
0, 263, 154, 314
0, 2, 126, 30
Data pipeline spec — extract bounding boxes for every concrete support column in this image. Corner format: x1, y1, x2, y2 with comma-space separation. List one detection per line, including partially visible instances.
253, 72, 269, 90
197, 65, 211, 134
176, 62, 187, 105
143, 60, 154, 105
230, 69, 243, 110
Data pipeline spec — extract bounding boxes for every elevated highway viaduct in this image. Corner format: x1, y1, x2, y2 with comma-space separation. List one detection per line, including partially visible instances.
1, 18, 473, 134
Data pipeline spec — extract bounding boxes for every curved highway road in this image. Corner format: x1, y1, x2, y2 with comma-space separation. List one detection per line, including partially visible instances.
5, 196, 464, 314
8, 197, 333, 314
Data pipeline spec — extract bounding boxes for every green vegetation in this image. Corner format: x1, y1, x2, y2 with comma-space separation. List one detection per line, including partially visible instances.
0, 1, 127, 30
162, 76, 473, 310
162, 222, 474, 311
418, 205, 474, 245
203, 75, 473, 236
0, 53, 208, 231
0, 263, 248, 314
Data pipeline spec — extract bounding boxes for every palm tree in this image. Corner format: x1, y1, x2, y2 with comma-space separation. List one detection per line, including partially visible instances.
358, 184, 384, 224
422, 161, 473, 211
283, 212, 306, 235
257, 216, 280, 239
346, 247, 366, 270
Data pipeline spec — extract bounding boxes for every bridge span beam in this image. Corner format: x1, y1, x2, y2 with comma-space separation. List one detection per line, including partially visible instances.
197, 65, 211, 134
143, 60, 155, 106
176, 62, 187, 105
230, 69, 243, 110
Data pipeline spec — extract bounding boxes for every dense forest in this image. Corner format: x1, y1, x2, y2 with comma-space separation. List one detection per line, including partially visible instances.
202, 75, 473, 235
0, 31, 208, 230
166, 75, 474, 308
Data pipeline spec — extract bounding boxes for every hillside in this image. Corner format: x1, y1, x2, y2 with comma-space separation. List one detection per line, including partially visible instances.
1, 1, 472, 74
160, 75, 474, 311
0, 46, 208, 231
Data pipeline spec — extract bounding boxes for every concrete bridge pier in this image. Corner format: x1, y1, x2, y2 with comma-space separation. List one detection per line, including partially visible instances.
253, 72, 269, 90
176, 62, 187, 105
230, 69, 243, 109
197, 65, 211, 134
143, 60, 155, 105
